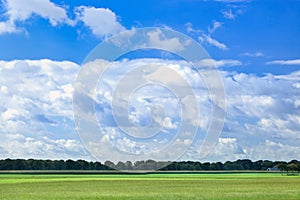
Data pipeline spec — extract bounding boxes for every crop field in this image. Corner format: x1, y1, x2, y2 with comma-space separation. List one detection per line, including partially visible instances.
0, 173, 299, 199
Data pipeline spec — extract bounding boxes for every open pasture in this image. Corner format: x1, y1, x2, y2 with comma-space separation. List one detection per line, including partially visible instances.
0, 173, 299, 199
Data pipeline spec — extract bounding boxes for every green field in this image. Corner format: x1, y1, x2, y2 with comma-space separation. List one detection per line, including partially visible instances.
0, 173, 299, 199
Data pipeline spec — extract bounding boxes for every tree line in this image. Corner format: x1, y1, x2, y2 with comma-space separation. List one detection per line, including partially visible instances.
0, 158, 299, 171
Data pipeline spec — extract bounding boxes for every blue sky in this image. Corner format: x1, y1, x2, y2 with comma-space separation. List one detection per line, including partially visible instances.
0, 0, 299, 162
1, 0, 299, 74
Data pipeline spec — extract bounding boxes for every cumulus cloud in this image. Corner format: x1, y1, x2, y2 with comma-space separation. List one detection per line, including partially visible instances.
247, 140, 300, 161
208, 137, 248, 161
274, 70, 300, 81
75, 6, 125, 38
179, 68, 300, 161
0, 21, 19, 34
0, 133, 89, 160
0, 1, 126, 37
0, 59, 91, 159
6, 0, 73, 25
0, 0, 74, 34
77, 59, 300, 161
0, 58, 299, 161
266, 59, 300, 65
147, 29, 189, 51
195, 59, 241, 68
221, 70, 300, 160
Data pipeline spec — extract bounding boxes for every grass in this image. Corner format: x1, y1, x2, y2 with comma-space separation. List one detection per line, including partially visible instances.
0, 173, 299, 199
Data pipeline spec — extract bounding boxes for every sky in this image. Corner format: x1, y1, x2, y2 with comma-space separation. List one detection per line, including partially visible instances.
0, 0, 299, 163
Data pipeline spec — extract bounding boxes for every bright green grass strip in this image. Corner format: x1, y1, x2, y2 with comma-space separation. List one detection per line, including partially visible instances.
0, 173, 296, 185
0, 173, 299, 199
0, 173, 288, 184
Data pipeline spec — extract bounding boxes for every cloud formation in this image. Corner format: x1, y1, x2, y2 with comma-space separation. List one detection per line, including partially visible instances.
199, 34, 228, 50
196, 21, 228, 50
0, 59, 91, 160
0, 58, 299, 161
0, 0, 74, 34
266, 59, 300, 65
195, 58, 242, 68
222, 9, 236, 19
0, 1, 125, 37
75, 6, 125, 38
0, 21, 18, 34
241, 52, 264, 57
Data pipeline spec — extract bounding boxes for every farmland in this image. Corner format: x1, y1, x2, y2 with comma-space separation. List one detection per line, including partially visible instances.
0, 173, 299, 199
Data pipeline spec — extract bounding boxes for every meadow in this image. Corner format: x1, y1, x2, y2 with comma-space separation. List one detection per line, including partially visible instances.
0, 173, 299, 199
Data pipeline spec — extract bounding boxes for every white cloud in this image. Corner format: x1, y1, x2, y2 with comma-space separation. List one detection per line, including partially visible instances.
195, 58, 242, 68
0, 1, 127, 37
0, 133, 89, 160
1, 58, 299, 162
0, 21, 19, 34
222, 9, 236, 19
199, 34, 228, 50
266, 59, 300, 65
241, 52, 264, 57
197, 21, 228, 50
162, 117, 178, 130
0, 59, 87, 159
5, 0, 73, 25
221, 70, 300, 160
183, 137, 248, 162
75, 6, 125, 38
83, 59, 300, 162
0, 0, 74, 34
247, 140, 300, 161
185, 22, 203, 34
2, 108, 20, 121
274, 70, 300, 81
186, 22, 227, 50
208, 21, 223, 34
208, 137, 247, 161
146, 29, 190, 51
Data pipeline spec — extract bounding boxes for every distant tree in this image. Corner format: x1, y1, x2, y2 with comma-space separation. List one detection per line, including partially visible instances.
123, 161, 133, 170
287, 163, 298, 172
66, 159, 79, 170
161, 162, 176, 170
13, 159, 26, 170
145, 159, 157, 170
104, 160, 115, 169
93, 162, 101, 170
54, 160, 67, 170
0, 158, 299, 172
135, 160, 149, 170
224, 161, 234, 170
236, 159, 252, 170
2, 158, 14, 170
202, 162, 210, 170
252, 160, 263, 170
275, 163, 288, 174
192, 162, 202, 170
209, 162, 223, 170
261, 160, 274, 170
115, 161, 126, 170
